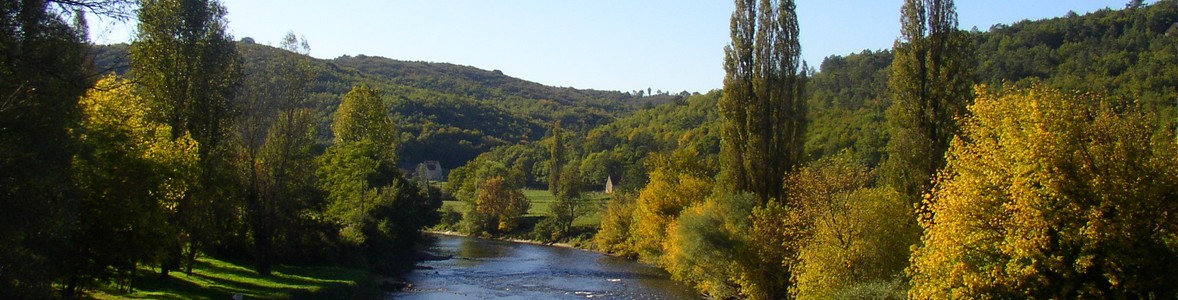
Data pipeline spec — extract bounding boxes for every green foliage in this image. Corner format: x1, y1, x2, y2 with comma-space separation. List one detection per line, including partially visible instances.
235, 32, 317, 275
548, 120, 566, 195
132, 0, 243, 276
908, 84, 1178, 298
332, 85, 396, 150
881, 0, 975, 205
95, 41, 666, 171
719, 0, 807, 205
804, 50, 893, 166
548, 160, 586, 240
70, 75, 200, 294
0, 0, 97, 296
581, 91, 722, 192
317, 84, 429, 271
663, 192, 756, 299
437, 205, 463, 231
445, 154, 528, 236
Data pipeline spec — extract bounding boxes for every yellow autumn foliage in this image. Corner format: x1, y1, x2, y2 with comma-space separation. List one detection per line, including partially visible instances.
908, 84, 1178, 299
630, 149, 716, 263
475, 176, 530, 233
78, 75, 200, 210
785, 152, 917, 300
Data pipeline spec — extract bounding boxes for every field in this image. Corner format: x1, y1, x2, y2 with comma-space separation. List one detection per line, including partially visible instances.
89, 257, 380, 300
441, 188, 610, 228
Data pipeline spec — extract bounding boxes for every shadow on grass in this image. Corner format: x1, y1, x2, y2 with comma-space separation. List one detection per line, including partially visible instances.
93, 257, 381, 300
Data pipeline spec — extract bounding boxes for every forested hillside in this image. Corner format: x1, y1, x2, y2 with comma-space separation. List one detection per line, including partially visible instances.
807, 2, 1177, 168
92, 43, 682, 168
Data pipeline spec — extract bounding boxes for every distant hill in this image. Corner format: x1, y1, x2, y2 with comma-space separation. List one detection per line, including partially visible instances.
91, 42, 684, 168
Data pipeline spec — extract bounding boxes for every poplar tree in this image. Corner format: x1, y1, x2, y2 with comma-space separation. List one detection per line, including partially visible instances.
881, 0, 974, 205
131, 0, 241, 276
547, 120, 564, 195
719, 0, 806, 205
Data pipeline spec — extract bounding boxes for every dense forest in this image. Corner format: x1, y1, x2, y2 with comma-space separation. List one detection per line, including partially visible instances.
3, 0, 1177, 298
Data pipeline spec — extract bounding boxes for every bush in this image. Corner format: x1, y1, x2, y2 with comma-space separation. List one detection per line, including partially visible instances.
437, 205, 463, 231
663, 192, 756, 299
594, 192, 638, 257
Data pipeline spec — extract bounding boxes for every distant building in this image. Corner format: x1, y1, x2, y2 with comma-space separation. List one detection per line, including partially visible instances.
604, 176, 616, 194
417, 160, 446, 181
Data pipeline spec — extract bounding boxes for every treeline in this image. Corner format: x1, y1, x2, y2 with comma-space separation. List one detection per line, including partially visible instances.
1, 0, 437, 298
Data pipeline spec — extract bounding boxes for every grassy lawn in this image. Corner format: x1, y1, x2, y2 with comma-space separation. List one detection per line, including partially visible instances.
90, 257, 380, 300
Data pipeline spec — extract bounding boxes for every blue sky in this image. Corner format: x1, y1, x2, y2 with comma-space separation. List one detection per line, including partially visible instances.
87, 1, 1144, 93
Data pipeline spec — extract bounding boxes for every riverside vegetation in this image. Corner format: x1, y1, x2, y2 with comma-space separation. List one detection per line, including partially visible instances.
3, 0, 1177, 299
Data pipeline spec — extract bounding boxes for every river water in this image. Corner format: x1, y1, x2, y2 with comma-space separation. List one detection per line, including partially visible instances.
391, 234, 701, 299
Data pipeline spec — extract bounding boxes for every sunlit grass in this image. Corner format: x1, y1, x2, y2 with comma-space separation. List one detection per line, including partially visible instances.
89, 256, 379, 299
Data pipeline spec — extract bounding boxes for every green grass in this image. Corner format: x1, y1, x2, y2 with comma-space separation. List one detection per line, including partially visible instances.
90, 256, 380, 300
438, 188, 611, 241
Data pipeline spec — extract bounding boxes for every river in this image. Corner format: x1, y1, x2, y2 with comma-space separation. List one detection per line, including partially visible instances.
391, 233, 701, 299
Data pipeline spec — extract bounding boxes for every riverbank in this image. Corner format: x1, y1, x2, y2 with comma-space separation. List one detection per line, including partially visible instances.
88, 256, 383, 299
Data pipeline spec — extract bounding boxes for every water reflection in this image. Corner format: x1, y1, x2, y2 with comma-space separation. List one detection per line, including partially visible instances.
392, 233, 700, 299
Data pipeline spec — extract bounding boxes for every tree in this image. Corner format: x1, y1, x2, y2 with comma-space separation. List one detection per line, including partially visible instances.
131, 0, 242, 276
908, 85, 1178, 298
235, 32, 313, 275
446, 156, 526, 236
475, 176, 529, 233
317, 84, 429, 271
719, 0, 806, 205
0, 0, 129, 296
630, 149, 715, 262
786, 152, 916, 300
594, 192, 638, 257
68, 75, 199, 295
318, 84, 397, 241
256, 108, 318, 269
548, 120, 564, 194
880, 0, 973, 205
549, 160, 585, 239
664, 192, 756, 299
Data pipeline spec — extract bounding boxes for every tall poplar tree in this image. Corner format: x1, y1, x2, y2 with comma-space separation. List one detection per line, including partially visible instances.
719, 0, 806, 206
131, 0, 241, 276
547, 120, 564, 195
881, 0, 973, 205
